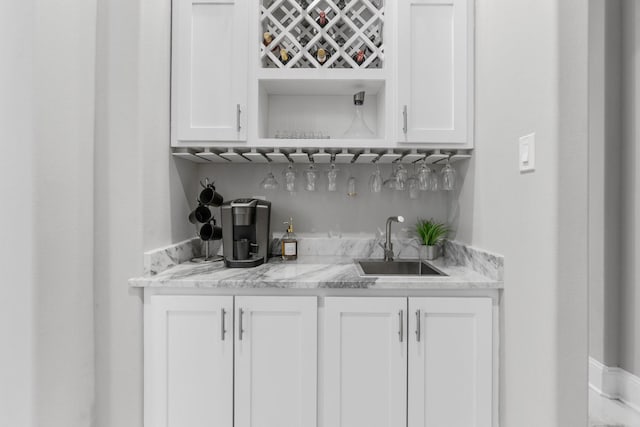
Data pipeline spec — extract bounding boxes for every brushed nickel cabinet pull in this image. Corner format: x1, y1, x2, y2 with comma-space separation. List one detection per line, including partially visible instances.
236, 104, 241, 132
398, 310, 404, 342
402, 105, 408, 134
415, 309, 421, 342
221, 308, 227, 341
238, 307, 244, 340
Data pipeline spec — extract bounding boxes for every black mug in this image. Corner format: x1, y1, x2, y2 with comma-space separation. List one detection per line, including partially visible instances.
199, 186, 224, 207
198, 222, 223, 241
188, 205, 212, 224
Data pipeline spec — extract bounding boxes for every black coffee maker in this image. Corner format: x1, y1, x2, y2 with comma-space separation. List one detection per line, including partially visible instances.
220, 199, 271, 268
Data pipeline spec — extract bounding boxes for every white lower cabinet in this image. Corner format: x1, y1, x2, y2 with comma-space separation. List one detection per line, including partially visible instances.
145, 294, 493, 427
408, 297, 493, 427
322, 297, 493, 427
323, 297, 408, 427
234, 296, 317, 427
145, 295, 317, 427
145, 295, 234, 427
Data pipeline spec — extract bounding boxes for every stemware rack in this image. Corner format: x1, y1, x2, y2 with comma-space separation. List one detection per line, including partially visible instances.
260, 0, 385, 69
172, 147, 472, 165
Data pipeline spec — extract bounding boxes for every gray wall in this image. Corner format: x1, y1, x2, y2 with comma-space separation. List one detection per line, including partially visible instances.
620, 0, 640, 377
588, 0, 623, 368
197, 163, 452, 235
588, 0, 640, 378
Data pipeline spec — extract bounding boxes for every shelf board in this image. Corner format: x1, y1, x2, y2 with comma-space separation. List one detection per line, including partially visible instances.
259, 77, 385, 96
257, 68, 388, 81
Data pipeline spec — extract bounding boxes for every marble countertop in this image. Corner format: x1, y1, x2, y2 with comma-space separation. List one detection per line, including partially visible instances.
129, 255, 503, 290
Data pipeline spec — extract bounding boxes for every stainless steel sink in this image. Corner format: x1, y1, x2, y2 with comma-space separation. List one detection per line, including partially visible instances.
355, 259, 447, 276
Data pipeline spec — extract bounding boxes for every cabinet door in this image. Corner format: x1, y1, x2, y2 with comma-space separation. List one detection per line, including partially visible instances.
408, 297, 492, 427
234, 296, 317, 427
323, 297, 407, 427
397, 0, 472, 145
145, 295, 233, 427
171, 0, 248, 144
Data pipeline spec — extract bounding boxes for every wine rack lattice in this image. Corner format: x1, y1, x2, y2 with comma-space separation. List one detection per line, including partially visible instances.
260, 0, 385, 69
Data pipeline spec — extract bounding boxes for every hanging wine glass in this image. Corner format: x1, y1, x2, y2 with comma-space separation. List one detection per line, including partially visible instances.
327, 161, 339, 192
417, 161, 432, 191
395, 163, 408, 191
383, 164, 398, 190
369, 163, 383, 193
260, 166, 279, 191
305, 164, 318, 192
407, 165, 420, 199
283, 163, 297, 194
441, 161, 457, 191
347, 169, 357, 198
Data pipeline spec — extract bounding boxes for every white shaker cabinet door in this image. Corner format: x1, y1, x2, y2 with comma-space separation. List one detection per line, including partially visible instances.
397, 0, 473, 146
234, 296, 318, 427
171, 0, 248, 145
408, 297, 492, 427
323, 297, 407, 427
145, 295, 234, 427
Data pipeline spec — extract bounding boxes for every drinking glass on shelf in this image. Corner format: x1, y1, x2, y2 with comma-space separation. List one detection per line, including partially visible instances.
369, 164, 383, 193
260, 168, 279, 191
305, 164, 318, 191
441, 162, 457, 191
283, 163, 297, 194
326, 162, 339, 192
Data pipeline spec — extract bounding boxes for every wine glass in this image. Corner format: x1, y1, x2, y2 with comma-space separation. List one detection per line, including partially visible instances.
383, 164, 398, 190
369, 164, 383, 193
441, 161, 456, 191
260, 167, 279, 191
407, 165, 420, 199
326, 162, 339, 192
305, 164, 318, 192
395, 163, 408, 191
283, 163, 297, 194
347, 169, 357, 198
417, 161, 432, 191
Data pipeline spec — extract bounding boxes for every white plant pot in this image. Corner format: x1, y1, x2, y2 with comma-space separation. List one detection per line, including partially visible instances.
419, 244, 440, 261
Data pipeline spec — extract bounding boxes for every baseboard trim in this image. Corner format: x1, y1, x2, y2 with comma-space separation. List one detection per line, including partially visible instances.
589, 357, 640, 413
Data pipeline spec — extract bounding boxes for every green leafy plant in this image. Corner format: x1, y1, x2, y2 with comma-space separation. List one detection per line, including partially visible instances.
415, 219, 450, 246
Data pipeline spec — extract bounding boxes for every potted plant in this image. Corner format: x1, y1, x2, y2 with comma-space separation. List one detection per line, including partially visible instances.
415, 218, 450, 260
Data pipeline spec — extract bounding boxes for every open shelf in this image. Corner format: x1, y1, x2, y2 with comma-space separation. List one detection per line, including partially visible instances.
257, 78, 386, 140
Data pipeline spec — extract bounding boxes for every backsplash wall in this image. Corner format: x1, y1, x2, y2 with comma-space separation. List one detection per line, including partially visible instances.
196, 163, 461, 235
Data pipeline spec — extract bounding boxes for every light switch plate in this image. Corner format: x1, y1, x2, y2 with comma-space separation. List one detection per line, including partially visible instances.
519, 133, 536, 172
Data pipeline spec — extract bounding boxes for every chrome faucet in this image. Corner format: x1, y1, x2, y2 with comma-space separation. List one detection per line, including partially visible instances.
382, 216, 405, 261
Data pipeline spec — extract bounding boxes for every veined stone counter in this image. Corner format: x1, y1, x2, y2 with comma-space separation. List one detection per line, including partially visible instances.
129, 235, 503, 290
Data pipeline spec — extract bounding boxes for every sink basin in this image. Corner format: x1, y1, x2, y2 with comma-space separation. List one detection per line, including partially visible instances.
355, 259, 447, 276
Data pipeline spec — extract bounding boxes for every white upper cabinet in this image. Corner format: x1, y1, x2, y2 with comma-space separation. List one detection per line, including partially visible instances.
323, 297, 407, 427
234, 296, 318, 427
408, 297, 492, 427
171, 0, 248, 145
397, 0, 473, 146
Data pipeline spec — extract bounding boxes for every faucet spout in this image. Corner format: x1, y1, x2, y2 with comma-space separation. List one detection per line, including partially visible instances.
383, 216, 405, 261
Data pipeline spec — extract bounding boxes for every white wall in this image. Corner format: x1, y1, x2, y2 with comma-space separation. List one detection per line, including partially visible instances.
620, 0, 640, 377
0, 2, 35, 427
32, 0, 98, 425
457, 0, 588, 425
93, 0, 197, 425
